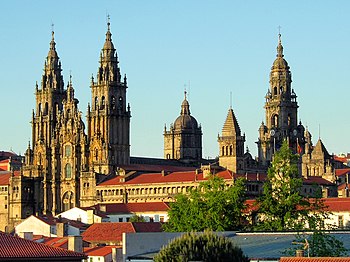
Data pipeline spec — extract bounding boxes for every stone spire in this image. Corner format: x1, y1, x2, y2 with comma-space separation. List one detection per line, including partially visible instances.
221, 108, 241, 137
97, 17, 120, 83
42, 30, 64, 91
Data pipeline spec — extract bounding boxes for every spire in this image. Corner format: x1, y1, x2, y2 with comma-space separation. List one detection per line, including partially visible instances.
67, 73, 74, 101
222, 107, 241, 137
276, 33, 284, 58
103, 15, 115, 51
180, 90, 190, 115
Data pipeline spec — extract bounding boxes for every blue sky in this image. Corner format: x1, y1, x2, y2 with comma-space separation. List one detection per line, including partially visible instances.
0, 1, 349, 159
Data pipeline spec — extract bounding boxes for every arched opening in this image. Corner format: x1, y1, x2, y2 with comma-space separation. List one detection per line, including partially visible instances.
272, 114, 278, 127
273, 86, 277, 95
101, 96, 105, 109
95, 97, 99, 110
44, 102, 48, 115
229, 145, 233, 155
62, 191, 74, 211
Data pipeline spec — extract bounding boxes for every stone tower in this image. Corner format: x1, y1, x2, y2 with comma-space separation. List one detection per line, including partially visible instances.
164, 91, 202, 161
257, 34, 305, 167
87, 19, 131, 174
218, 107, 245, 173
20, 31, 87, 216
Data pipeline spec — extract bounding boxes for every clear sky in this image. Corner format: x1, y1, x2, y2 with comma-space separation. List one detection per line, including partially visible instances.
0, 1, 349, 159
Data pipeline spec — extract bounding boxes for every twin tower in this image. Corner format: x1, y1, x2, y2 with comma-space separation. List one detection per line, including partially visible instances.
164, 33, 305, 173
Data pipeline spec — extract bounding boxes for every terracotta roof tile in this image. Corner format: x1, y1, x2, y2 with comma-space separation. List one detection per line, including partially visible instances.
336, 168, 350, 177
82, 222, 163, 243
0, 231, 86, 259
323, 198, 350, 212
84, 246, 119, 256
303, 176, 334, 185
98, 170, 239, 186
0, 173, 10, 185
280, 257, 350, 262
82, 222, 135, 243
96, 202, 170, 213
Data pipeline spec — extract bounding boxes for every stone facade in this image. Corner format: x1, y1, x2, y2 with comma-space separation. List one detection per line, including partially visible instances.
7, 20, 130, 230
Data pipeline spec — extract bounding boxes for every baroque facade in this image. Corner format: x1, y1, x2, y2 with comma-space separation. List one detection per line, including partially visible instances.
7, 20, 130, 230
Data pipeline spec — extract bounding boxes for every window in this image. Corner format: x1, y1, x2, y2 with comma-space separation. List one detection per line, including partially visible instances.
119, 218, 123, 222
4, 205, 7, 209
65, 145, 71, 157
65, 163, 72, 179
339, 215, 344, 229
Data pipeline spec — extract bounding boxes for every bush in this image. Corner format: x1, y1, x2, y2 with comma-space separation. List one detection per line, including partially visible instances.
154, 231, 249, 262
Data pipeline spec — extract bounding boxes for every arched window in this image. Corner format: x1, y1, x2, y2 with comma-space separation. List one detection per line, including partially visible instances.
65, 145, 72, 157
44, 102, 49, 115
272, 114, 278, 127
225, 146, 228, 156
118, 96, 123, 110
274, 86, 277, 95
65, 163, 72, 179
101, 96, 105, 109
111, 96, 116, 110
229, 145, 233, 155
38, 103, 42, 114
62, 191, 74, 211
222, 146, 225, 156
95, 97, 99, 110
95, 148, 98, 161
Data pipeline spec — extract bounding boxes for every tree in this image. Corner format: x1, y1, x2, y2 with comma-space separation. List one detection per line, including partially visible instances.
254, 140, 309, 231
164, 175, 246, 232
255, 140, 347, 256
153, 230, 249, 262
129, 214, 146, 222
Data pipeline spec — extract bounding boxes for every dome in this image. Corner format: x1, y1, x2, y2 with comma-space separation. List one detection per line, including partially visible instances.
173, 91, 199, 130
174, 114, 198, 130
272, 57, 289, 70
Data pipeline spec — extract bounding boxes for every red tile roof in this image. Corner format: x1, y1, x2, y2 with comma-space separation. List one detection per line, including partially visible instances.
336, 168, 350, 177
95, 202, 170, 213
38, 237, 68, 249
34, 215, 88, 229
280, 258, 350, 262
84, 246, 119, 256
303, 176, 334, 185
98, 169, 240, 186
0, 173, 11, 185
82, 222, 162, 243
323, 198, 350, 212
0, 231, 86, 260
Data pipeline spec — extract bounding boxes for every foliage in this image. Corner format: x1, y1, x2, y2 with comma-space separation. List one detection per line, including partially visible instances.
153, 230, 249, 262
284, 231, 348, 257
164, 175, 246, 232
254, 140, 309, 231
129, 214, 146, 222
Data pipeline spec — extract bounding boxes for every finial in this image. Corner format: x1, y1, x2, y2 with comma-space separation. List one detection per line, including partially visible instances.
184, 89, 187, 100
107, 14, 111, 31
69, 71, 72, 85
230, 91, 232, 109
51, 23, 55, 40
278, 25, 281, 41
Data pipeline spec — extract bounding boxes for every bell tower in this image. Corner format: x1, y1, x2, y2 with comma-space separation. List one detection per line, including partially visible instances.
218, 106, 245, 173
87, 18, 131, 174
257, 34, 304, 166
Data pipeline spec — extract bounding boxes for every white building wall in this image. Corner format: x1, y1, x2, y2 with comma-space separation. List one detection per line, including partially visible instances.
15, 216, 53, 237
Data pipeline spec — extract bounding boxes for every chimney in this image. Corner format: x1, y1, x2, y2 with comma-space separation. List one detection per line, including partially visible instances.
18, 232, 33, 240
56, 222, 66, 237
87, 209, 95, 224
296, 250, 304, 257
68, 236, 83, 253
112, 247, 117, 262
161, 170, 165, 176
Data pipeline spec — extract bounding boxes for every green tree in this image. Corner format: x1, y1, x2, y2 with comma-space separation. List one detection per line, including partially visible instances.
164, 175, 246, 232
129, 214, 146, 222
154, 230, 249, 262
254, 140, 309, 231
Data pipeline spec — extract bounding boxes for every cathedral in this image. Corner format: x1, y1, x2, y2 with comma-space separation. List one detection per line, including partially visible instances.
0, 23, 342, 231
